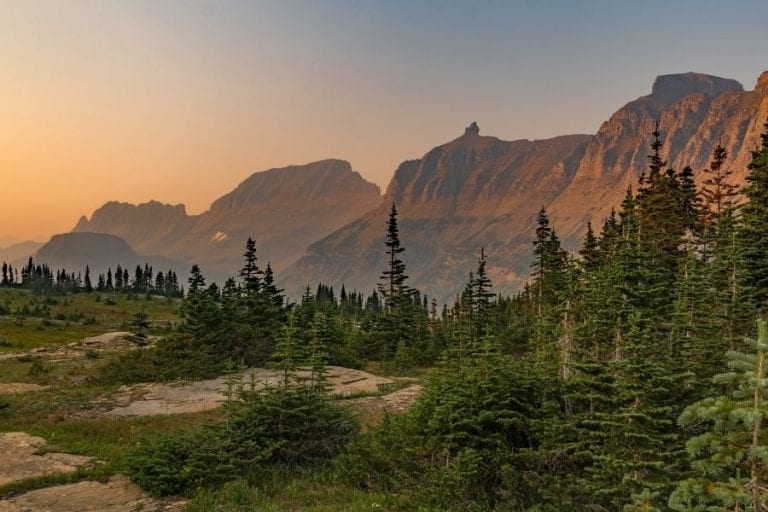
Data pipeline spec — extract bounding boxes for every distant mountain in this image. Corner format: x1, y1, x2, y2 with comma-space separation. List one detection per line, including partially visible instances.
35, 233, 184, 278
0, 236, 22, 248
73, 159, 382, 282
282, 71, 768, 302
0, 241, 44, 267
73, 201, 190, 257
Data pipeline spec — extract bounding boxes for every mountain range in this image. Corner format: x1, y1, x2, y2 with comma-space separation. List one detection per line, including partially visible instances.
25, 70, 768, 302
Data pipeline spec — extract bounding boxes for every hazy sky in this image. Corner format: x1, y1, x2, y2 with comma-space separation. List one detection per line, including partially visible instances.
2, 0, 767, 242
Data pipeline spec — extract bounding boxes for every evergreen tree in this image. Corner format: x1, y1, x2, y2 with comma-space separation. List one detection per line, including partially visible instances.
739, 119, 768, 312
670, 320, 768, 511
580, 222, 601, 272
378, 202, 412, 309
701, 143, 738, 229
84, 265, 93, 293
240, 237, 262, 294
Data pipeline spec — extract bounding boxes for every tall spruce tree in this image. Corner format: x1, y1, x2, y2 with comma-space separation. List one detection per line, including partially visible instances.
670, 320, 768, 511
739, 119, 768, 312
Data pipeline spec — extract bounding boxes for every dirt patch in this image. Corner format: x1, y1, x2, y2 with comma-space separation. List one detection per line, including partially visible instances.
0, 475, 185, 512
0, 383, 46, 395
0, 432, 96, 486
108, 366, 395, 417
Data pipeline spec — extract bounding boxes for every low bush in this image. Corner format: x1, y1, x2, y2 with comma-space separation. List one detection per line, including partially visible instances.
125, 384, 357, 496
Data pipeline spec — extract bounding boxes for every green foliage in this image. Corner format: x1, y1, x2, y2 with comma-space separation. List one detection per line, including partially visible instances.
340, 349, 542, 510
739, 118, 768, 312
669, 320, 768, 511
126, 384, 357, 496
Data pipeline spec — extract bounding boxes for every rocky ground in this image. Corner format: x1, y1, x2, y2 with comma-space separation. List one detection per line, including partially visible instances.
108, 366, 403, 417
0, 475, 185, 512
0, 433, 184, 512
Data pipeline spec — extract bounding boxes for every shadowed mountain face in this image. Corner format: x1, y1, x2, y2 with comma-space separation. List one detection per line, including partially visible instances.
282, 71, 768, 302
35, 233, 183, 278
74, 160, 381, 282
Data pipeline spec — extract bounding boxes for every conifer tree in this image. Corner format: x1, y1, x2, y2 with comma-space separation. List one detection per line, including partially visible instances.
239, 237, 261, 294
372, 203, 419, 363
669, 320, 768, 511
378, 203, 412, 309
84, 265, 93, 293
701, 143, 738, 229
583, 315, 683, 510
739, 119, 768, 312
580, 222, 601, 272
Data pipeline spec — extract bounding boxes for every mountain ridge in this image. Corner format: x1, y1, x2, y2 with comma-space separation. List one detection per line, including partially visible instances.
73, 159, 382, 282
282, 71, 768, 302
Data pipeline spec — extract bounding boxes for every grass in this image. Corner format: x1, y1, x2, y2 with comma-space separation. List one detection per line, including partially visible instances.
0, 289, 180, 353
185, 471, 414, 512
0, 465, 114, 498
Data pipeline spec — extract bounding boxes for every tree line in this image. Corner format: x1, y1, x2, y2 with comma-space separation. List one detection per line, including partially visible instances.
0, 258, 182, 297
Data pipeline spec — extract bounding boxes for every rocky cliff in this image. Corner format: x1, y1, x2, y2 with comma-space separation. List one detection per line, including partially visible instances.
281, 126, 591, 300
282, 71, 768, 302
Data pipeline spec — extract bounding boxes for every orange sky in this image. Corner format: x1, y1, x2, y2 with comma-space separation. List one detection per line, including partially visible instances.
2, 1, 767, 243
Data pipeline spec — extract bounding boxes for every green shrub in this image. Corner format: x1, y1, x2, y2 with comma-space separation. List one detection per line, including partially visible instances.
125, 385, 357, 496
339, 354, 542, 510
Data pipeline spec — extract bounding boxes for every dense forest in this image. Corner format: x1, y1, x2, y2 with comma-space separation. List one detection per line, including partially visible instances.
7, 119, 768, 511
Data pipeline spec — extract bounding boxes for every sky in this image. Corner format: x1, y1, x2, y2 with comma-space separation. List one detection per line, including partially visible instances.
1, 0, 767, 243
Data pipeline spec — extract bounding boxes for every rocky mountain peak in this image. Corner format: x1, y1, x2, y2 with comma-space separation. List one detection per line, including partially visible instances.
464, 122, 480, 136
756, 71, 768, 92
650, 72, 743, 103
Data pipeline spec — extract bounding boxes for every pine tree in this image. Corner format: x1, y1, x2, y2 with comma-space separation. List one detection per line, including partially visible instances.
239, 237, 262, 294
84, 265, 93, 293
372, 203, 420, 363
583, 315, 683, 510
701, 143, 739, 229
378, 202, 412, 309
669, 319, 768, 511
739, 119, 768, 312
272, 310, 300, 388
580, 222, 601, 272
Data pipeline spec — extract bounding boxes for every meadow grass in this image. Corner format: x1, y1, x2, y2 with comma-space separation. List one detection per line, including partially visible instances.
0, 289, 180, 352
185, 471, 412, 512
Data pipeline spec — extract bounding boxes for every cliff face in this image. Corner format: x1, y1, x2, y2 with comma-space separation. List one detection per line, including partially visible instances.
74, 160, 381, 282
280, 127, 591, 300
549, 71, 768, 245
283, 71, 768, 302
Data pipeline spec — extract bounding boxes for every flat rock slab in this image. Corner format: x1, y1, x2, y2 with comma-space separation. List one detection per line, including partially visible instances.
0, 475, 185, 512
80, 332, 137, 351
0, 384, 46, 395
349, 385, 423, 415
109, 366, 394, 417
0, 432, 95, 486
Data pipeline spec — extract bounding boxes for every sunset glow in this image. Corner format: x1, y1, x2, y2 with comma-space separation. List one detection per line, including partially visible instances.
2, 0, 767, 241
